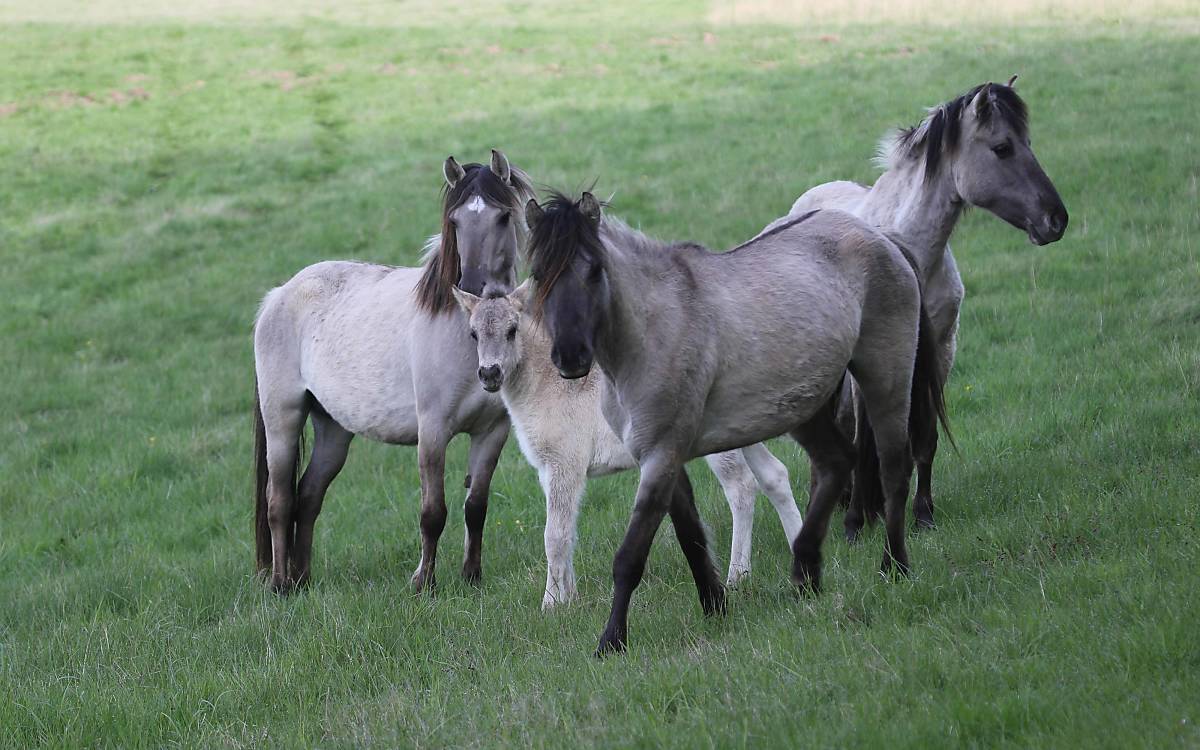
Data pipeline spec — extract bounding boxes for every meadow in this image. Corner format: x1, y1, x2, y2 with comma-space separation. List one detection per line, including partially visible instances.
1, 1, 1198, 746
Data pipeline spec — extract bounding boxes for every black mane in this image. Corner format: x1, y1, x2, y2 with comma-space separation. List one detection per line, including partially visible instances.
892, 82, 1029, 181
526, 192, 607, 317
414, 162, 535, 314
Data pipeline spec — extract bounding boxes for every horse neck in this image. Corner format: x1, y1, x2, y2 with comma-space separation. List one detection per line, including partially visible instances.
592, 226, 654, 379
861, 158, 963, 277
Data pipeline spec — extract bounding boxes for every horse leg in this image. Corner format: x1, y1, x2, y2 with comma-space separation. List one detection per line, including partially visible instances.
411, 430, 450, 593
540, 462, 586, 609
668, 467, 725, 615
596, 454, 680, 656
739, 442, 803, 549
912, 429, 937, 531
290, 405, 353, 588
461, 419, 509, 584
261, 399, 308, 594
706, 450, 758, 586
855, 375, 918, 579
790, 396, 855, 594
843, 379, 869, 543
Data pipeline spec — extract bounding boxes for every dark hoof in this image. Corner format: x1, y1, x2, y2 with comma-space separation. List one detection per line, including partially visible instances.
844, 526, 862, 544
913, 515, 936, 532
461, 564, 482, 585
880, 554, 911, 580
269, 576, 295, 595
700, 585, 726, 617
791, 544, 822, 595
595, 628, 627, 657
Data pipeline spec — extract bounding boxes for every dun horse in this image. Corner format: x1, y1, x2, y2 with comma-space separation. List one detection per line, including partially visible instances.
252, 150, 534, 593
524, 192, 948, 654
452, 282, 804, 606
773, 79, 1067, 538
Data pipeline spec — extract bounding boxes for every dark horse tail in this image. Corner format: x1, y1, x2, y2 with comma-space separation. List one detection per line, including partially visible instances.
253, 382, 273, 572
853, 240, 953, 523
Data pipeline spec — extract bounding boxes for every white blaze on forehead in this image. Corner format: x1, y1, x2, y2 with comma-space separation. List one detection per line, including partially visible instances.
466, 195, 487, 213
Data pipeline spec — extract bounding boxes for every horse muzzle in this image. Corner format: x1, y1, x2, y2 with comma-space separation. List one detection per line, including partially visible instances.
478, 364, 503, 392
1027, 204, 1068, 246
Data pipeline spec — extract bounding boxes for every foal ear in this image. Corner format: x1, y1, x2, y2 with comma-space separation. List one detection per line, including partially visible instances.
490, 149, 512, 184
444, 156, 466, 189
525, 198, 545, 229
450, 285, 482, 315
579, 192, 602, 225
508, 278, 532, 312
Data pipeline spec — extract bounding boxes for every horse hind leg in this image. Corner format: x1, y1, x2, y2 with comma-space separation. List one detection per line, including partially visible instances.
259, 391, 309, 594
789, 395, 855, 594
461, 420, 509, 584
705, 450, 758, 587
912, 430, 937, 531
290, 401, 353, 588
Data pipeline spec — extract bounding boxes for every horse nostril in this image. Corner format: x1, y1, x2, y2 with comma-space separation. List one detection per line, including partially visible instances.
478, 365, 500, 382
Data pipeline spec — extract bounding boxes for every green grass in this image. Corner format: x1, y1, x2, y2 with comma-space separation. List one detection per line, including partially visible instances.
2, 2, 1199, 747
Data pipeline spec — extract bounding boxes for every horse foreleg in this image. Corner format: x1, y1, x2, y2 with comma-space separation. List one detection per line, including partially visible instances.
291, 407, 352, 587
667, 467, 725, 616
596, 455, 679, 656
540, 462, 586, 609
461, 419, 509, 584
412, 432, 449, 593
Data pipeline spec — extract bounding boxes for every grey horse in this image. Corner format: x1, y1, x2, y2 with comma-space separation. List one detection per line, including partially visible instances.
524, 192, 948, 654
773, 78, 1067, 537
252, 150, 534, 593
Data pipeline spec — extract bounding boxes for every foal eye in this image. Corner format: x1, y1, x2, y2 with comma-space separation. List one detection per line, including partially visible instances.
506, 326, 517, 340
991, 142, 1014, 159
469, 330, 478, 341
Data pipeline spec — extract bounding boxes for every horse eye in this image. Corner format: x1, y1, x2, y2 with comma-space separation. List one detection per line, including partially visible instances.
506, 326, 517, 340
498, 212, 510, 226
469, 330, 478, 341
991, 142, 1014, 159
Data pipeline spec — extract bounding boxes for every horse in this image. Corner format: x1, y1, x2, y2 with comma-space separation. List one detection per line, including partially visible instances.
252, 150, 535, 593
524, 192, 948, 654
450, 282, 804, 606
773, 78, 1067, 539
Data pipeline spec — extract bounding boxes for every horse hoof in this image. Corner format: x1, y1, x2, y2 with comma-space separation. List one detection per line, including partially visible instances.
844, 527, 862, 544
409, 569, 436, 594
880, 555, 911, 580
725, 567, 750, 589
701, 586, 727, 617
595, 629, 627, 657
461, 564, 482, 585
269, 577, 294, 595
914, 516, 936, 532
791, 543, 822, 595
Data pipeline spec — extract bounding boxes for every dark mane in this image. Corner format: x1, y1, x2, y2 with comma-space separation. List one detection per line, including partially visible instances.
414, 163, 535, 314
526, 192, 607, 319
890, 82, 1028, 182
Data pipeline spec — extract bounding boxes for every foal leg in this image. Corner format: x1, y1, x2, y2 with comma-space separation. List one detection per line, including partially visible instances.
740, 442, 803, 547
597, 455, 680, 656
790, 398, 856, 594
411, 430, 450, 593
290, 406, 353, 587
705, 450, 758, 586
540, 462, 587, 609
461, 419, 510, 584
667, 467, 724, 616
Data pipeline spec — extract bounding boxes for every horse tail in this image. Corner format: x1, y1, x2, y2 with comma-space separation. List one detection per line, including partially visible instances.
851, 236, 954, 525
253, 381, 272, 573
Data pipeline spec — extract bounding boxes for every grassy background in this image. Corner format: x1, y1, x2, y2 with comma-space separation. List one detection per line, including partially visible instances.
2, 1, 1199, 746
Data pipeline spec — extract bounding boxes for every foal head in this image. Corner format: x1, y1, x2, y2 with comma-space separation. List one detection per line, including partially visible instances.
415, 149, 535, 313
886, 78, 1068, 245
524, 192, 609, 380
452, 281, 530, 393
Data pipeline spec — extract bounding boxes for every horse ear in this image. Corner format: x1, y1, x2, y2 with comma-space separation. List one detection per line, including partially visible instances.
450, 285, 481, 315
1006, 74, 1018, 88
509, 278, 532, 312
444, 156, 466, 188
579, 192, 602, 225
490, 149, 512, 184
970, 84, 995, 120
525, 198, 544, 229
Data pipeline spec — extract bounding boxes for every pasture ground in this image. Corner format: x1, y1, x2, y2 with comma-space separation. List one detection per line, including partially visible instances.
2, 1, 1198, 746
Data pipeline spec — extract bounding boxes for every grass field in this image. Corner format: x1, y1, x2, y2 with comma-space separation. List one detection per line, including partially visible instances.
2, 1, 1199, 746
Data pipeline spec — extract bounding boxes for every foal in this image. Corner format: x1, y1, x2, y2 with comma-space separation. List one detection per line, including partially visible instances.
525, 193, 947, 654
452, 284, 804, 606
